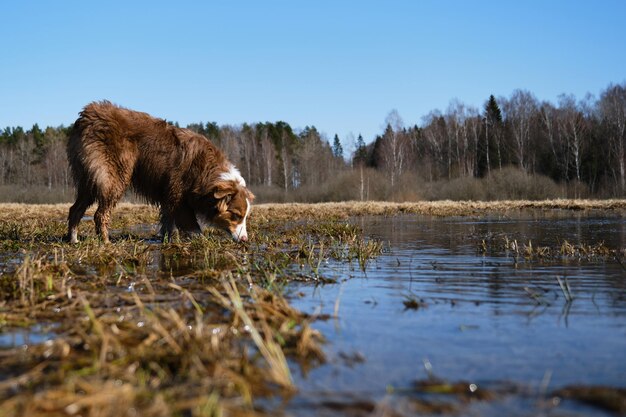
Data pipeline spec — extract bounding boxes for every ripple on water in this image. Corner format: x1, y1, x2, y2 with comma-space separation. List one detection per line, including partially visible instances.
287, 213, 626, 417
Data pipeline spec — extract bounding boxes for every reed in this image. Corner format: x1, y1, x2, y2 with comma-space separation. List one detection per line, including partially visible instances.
1, 200, 624, 416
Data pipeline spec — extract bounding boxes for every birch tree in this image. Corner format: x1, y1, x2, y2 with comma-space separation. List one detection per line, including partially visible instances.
557, 94, 586, 183
379, 110, 408, 188
598, 83, 626, 191
503, 89, 537, 172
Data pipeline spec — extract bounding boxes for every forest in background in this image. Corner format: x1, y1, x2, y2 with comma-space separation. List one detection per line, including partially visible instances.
1, 82, 625, 203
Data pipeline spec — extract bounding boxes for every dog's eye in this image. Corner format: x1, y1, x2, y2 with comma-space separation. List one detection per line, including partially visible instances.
231, 213, 242, 221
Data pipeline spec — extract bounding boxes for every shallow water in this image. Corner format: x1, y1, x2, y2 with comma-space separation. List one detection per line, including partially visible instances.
0, 324, 57, 349
285, 213, 626, 416
2, 211, 624, 415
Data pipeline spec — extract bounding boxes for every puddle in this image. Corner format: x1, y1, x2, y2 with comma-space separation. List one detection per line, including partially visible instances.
2, 210, 624, 415
285, 214, 626, 416
0, 324, 57, 349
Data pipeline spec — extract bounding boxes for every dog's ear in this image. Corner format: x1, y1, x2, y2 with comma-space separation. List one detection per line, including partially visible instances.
214, 181, 236, 200
246, 189, 255, 202
214, 181, 236, 213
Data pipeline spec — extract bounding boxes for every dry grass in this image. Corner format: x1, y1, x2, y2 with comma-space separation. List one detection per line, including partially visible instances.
478, 233, 624, 262
0, 200, 624, 416
0, 202, 387, 416
0, 198, 624, 226
254, 199, 626, 221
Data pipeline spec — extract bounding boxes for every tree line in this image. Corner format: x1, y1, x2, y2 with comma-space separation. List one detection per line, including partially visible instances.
1, 82, 625, 202
363, 82, 626, 197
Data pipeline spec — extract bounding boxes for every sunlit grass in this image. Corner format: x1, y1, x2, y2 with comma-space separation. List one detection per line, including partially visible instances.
0, 200, 624, 416
0, 202, 375, 416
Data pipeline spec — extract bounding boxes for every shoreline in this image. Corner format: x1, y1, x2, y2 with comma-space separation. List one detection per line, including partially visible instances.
1, 199, 625, 222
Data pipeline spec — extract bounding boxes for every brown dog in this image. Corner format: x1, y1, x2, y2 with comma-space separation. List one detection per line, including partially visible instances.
66, 101, 254, 243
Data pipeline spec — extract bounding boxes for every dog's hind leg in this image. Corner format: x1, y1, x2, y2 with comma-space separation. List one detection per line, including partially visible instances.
94, 200, 116, 244
93, 197, 121, 243
93, 183, 125, 244
67, 192, 95, 243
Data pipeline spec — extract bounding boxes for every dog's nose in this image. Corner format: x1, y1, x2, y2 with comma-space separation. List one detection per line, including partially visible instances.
239, 234, 248, 242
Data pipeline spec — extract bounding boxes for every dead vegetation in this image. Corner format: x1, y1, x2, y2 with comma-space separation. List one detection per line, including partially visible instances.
0, 200, 624, 416
0, 202, 386, 416
2, 198, 626, 225
478, 233, 625, 262
254, 199, 626, 221
307, 379, 626, 417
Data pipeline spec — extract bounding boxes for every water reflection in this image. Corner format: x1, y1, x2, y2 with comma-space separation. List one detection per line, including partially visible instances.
0, 324, 56, 349
288, 213, 626, 416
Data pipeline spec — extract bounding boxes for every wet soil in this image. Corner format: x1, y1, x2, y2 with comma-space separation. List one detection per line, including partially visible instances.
0, 204, 625, 416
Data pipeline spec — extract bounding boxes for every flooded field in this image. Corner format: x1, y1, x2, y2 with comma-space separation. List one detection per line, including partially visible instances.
286, 213, 626, 416
0, 202, 625, 416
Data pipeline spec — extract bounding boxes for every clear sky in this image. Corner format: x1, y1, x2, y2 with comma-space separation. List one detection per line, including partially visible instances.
1, 1, 625, 150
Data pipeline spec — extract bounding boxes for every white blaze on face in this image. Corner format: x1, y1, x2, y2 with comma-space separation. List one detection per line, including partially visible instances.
217, 164, 251, 241
233, 198, 251, 242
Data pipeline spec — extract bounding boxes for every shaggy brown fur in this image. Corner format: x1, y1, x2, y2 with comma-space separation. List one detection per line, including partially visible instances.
67, 101, 254, 243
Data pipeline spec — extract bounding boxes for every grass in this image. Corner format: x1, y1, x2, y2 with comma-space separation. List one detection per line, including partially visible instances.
556, 275, 575, 303
0, 202, 382, 416
478, 235, 622, 262
0, 198, 624, 225
0, 200, 625, 416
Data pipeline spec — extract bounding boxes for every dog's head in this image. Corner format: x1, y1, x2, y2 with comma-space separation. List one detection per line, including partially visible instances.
203, 166, 254, 242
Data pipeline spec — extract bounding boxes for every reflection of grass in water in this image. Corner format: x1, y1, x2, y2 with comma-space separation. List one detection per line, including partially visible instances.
1, 201, 625, 416
556, 275, 575, 303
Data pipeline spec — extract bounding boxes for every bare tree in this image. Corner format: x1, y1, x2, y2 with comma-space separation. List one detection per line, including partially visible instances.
239, 124, 256, 183
219, 125, 241, 166
446, 99, 475, 177
258, 126, 274, 186
0, 141, 8, 186
465, 107, 481, 177
557, 94, 587, 184
539, 101, 565, 178
16, 133, 35, 186
502, 89, 537, 172
296, 127, 333, 187
598, 83, 626, 191
379, 110, 409, 188
42, 127, 69, 190
280, 131, 291, 192
422, 111, 447, 181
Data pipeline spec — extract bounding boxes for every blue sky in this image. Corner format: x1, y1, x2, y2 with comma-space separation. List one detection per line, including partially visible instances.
1, 1, 625, 150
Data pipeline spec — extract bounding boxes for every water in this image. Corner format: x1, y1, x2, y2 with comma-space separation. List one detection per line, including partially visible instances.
2, 211, 624, 415
286, 214, 626, 416
0, 324, 57, 349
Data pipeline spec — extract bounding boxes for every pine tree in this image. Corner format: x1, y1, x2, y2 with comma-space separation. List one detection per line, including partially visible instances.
205, 122, 220, 142
353, 134, 367, 164
485, 95, 503, 124
31, 124, 46, 162
332, 134, 343, 159
483, 94, 504, 172
356, 133, 366, 150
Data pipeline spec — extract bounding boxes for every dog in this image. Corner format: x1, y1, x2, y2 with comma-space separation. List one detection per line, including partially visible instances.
66, 101, 254, 243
